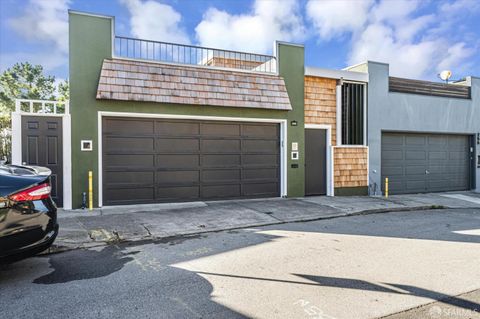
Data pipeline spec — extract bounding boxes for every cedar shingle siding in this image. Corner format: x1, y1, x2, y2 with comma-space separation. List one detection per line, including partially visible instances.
334, 147, 368, 188
304, 76, 368, 189
96, 59, 292, 110
304, 76, 337, 144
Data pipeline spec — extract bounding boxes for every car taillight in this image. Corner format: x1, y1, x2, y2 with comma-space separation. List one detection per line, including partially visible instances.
9, 183, 51, 202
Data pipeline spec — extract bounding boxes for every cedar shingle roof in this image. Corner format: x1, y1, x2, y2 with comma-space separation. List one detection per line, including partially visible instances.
96, 59, 292, 110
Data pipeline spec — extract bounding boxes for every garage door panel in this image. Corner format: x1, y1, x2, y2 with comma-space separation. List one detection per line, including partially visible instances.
201, 123, 240, 136
156, 186, 199, 200
405, 150, 426, 160
156, 154, 199, 169
405, 135, 426, 145
428, 179, 465, 190
243, 168, 278, 180
103, 117, 280, 205
156, 121, 199, 136
105, 137, 154, 152
202, 139, 241, 153
203, 154, 241, 167
427, 166, 447, 174
382, 132, 470, 194
106, 171, 154, 185
202, 185, 241, 198
382, 150, 403, 160
446, 165, 469, 174
405, 165, 426, 175
428, 151, 447, 160
381, 166, 403, 176
105, 119, 154, 135
382, 134, 403, 146
105, 187, 155, 203
243, 154, 278, 166
449, 151, 468, 160
428, 136, 448, 145
106, 154, 154, 167
406, 180, 427, 192
202, 169, 241, 183
449, 136, 468, 147
243, 182, 279, 196
156, 138, 200, 153
156, 171, 199, 184
243, 140, 278, 153
242, 124, 278, 138
388, 180, 404, 193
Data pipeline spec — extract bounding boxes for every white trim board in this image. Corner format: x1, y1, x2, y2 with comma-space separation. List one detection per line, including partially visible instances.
11, 112, 72, 210
97, 111, 288, 207
305, 124, 334, 196
305, 66, 368, 83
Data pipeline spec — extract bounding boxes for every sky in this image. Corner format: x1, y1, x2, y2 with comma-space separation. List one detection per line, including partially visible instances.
0, 0, 479, 83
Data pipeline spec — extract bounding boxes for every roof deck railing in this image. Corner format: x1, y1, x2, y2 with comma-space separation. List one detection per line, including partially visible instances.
114, 36, 277, 74
389, 77, 471, 99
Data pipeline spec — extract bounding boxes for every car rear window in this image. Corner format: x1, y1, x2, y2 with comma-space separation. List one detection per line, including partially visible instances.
0, 166, 36, 176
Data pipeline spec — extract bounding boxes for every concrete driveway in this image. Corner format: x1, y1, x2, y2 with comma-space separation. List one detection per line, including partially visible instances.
1, 208, 480, 318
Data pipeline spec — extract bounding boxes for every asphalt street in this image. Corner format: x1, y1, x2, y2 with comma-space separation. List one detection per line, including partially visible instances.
1, 208, 480, 319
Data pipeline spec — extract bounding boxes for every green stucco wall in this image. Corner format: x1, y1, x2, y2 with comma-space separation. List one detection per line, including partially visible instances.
69, 12, 306, 208
277, 43, 305, 197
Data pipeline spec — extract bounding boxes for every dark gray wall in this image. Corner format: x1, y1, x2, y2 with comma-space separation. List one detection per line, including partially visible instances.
363, 61, 480, 194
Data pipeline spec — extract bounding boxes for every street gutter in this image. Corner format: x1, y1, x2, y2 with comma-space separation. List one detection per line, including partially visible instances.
40, 204, 446, 256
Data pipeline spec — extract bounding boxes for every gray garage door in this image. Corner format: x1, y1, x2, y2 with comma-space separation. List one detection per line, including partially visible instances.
382, 132, 471, 194
102, 117, 280, 205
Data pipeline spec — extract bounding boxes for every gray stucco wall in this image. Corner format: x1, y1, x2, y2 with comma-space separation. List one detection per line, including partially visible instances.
365, 61, 480, 194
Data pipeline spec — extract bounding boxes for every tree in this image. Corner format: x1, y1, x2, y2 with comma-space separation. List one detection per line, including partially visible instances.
0, 62, 66, 162
57, 79, 69, 101
0, 62, 56, 113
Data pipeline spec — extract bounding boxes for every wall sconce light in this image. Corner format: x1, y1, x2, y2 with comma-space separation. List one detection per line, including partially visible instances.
290, 120, 298, 126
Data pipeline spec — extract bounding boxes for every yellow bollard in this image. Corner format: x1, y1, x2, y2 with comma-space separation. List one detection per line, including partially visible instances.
385, 177, 389, 198
88, 171, 93, 211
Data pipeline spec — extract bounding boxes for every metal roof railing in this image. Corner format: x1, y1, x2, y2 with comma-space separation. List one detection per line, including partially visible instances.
114, 36, 277, 74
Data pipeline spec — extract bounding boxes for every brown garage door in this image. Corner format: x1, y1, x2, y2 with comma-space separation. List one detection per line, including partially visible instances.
102, 117, 280, 205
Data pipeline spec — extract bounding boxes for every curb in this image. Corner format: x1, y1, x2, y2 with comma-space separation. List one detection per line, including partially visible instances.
39, 204, 448, 256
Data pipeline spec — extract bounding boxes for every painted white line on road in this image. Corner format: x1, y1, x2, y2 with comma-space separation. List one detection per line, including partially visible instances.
441, 194, 480, 205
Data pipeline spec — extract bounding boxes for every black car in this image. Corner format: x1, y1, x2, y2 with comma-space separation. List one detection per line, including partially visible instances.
0, 164, 58, 262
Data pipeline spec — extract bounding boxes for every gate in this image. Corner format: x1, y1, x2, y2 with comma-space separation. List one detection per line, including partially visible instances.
11, 99, 71, 208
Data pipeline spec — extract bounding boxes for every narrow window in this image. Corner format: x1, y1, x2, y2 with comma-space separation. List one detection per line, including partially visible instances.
341, 83, 365, 145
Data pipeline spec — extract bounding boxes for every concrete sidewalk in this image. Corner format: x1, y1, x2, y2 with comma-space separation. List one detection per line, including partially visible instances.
49, 191, 480, 254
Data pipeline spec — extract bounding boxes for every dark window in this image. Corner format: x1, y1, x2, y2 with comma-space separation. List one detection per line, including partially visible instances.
342, 83, 365, 145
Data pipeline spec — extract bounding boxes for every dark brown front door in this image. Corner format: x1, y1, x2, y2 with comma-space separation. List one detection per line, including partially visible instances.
102, 117, 280, 205
305, 128, 327, 195
21, 116, 63, 206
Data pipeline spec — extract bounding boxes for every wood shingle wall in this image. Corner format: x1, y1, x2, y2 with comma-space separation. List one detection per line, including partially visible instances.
305, 76, 337, 145
304, 75, 368, 190
333, 147, 368, 188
